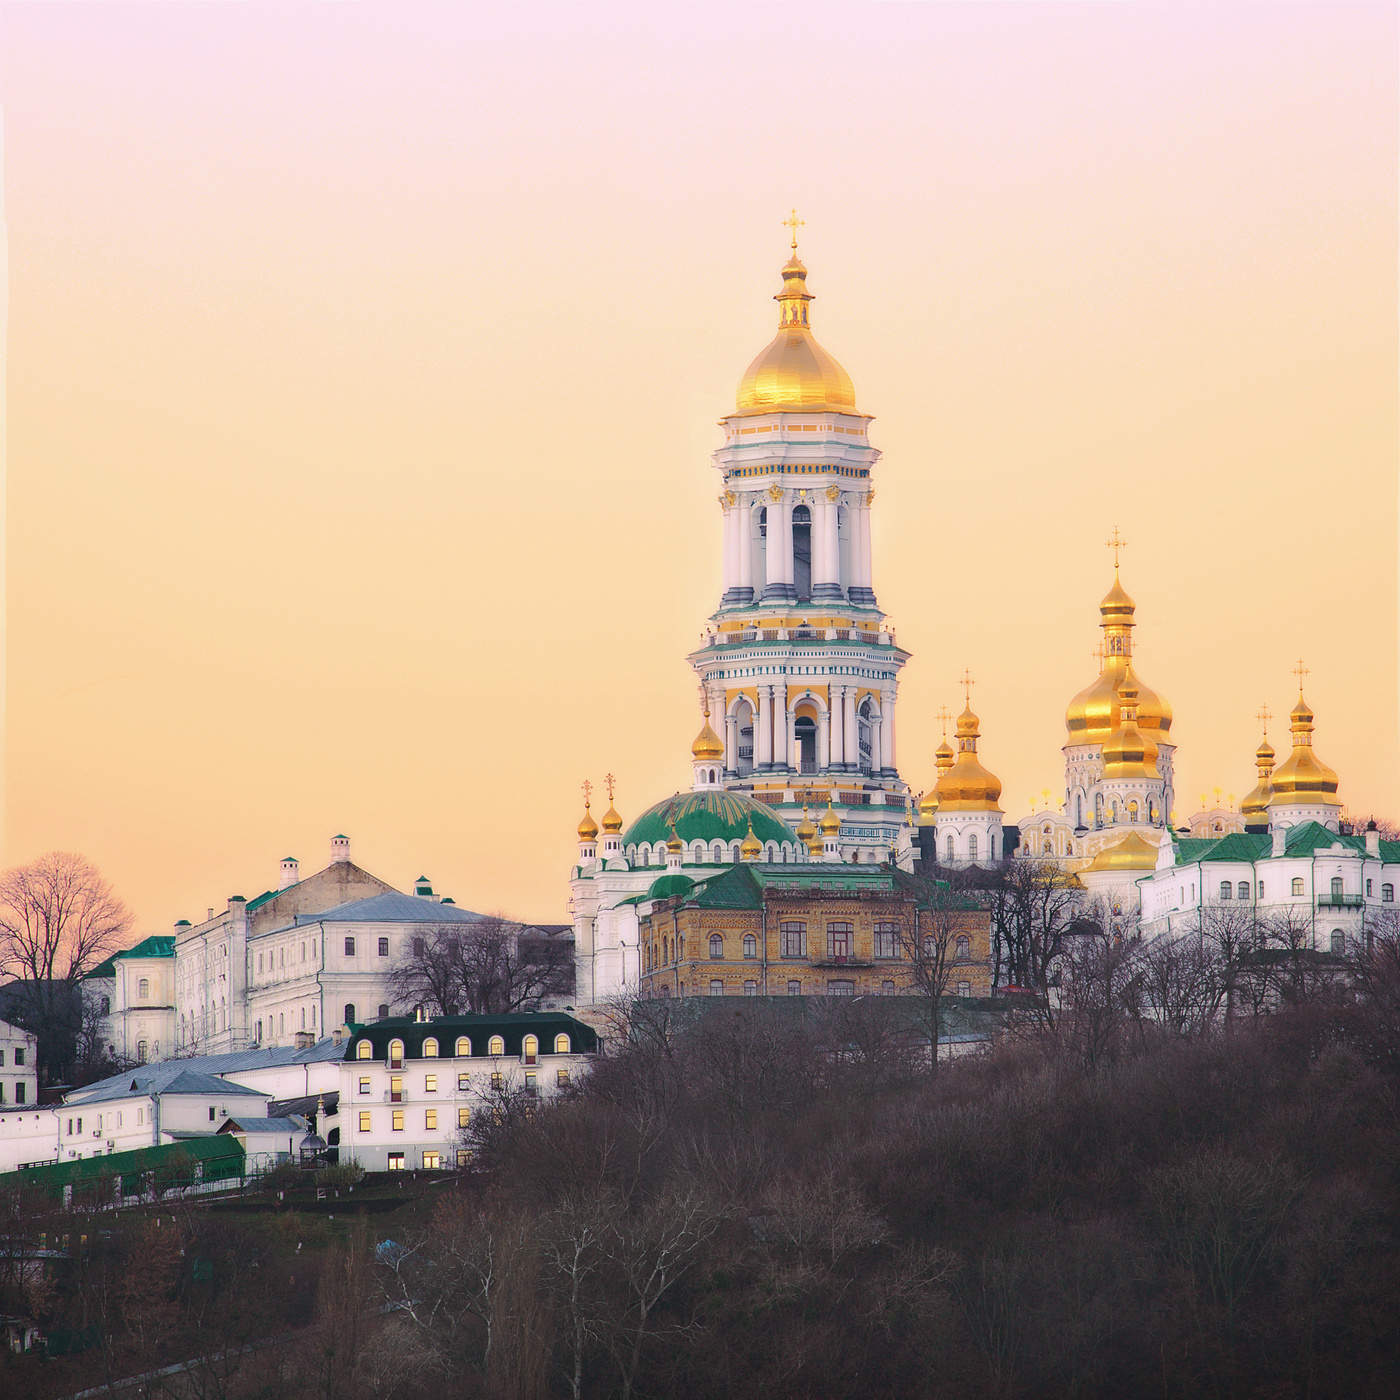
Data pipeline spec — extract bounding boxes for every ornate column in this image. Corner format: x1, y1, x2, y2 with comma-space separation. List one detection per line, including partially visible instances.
868, 713, 882, 777
817, 707, 831, 770
812, 487, 843, 601
724, 709, 739, 775
850, 493, 876, 605
880, 687, 897, 773
829, 685, 845, 767
756, 686, 772, 769
762, 490, 796, 603
735, 498, 753, 602
771, 686, 789, 769
844, 689, 859, 771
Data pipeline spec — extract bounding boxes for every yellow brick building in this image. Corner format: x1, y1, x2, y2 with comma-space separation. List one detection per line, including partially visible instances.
635, 864, 991, 1000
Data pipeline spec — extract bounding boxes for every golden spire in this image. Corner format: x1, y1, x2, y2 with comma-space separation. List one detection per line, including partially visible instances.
665, 819, 684, 855
796, 804, 820, 852
691, 688, 724, 762
600, 772, 623, 834
576, 779, 598, 842
1269, 665, 1341, 809
1241, 707, 1276, 826
739, 817, 763, 861
933, 701, 1002, 812
819, 794, 842, 834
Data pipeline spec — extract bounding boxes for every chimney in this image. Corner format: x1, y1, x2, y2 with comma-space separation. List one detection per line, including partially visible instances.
279, 857, 300, 890
1271, 826, 1286, 857
1366, 822, 1381, 858
413, 876, 435, 900
331, 834, 351, 865
331, 1025, 344, 1046
293, 1030, 313, 1050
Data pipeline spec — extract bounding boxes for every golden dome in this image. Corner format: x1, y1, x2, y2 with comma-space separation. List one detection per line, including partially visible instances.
818, 796, 842, 835
739, 818, 763, 861
1101, 680, 1158, 780
576, 802, 598, 842
933, 706, 1003, 812
796, 805, 818, 844
1065, 570, 1172, 745
691, 714, 724, 762
734, 253, 858, 415
665, 821, 684, 854
600, 801, 623, 835
1269, 693, 1340, 808
1083, 830, 1160, 874
1240, 728, 1275, 826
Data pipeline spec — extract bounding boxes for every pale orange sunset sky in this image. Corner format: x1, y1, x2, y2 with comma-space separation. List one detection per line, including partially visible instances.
0, 1, 1395, 931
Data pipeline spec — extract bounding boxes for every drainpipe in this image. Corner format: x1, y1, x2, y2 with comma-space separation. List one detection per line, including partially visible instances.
761, 897, 770, 995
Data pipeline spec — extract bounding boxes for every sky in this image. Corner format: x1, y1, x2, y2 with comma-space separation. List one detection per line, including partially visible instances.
0, 0, 1395, 932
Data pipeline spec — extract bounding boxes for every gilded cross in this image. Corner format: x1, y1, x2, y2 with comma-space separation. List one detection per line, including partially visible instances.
1292, 658, 1309, 692
580, 778, 593, 805
604, 773, 616, 803
936, 705, 952, 737
1256, 704, 1272, 732
783, 208, 805, 252
1105, 526, 1126, 570
960, 668, 975, 706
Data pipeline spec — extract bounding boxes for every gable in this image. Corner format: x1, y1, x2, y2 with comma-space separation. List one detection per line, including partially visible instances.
248, 862, 396, 933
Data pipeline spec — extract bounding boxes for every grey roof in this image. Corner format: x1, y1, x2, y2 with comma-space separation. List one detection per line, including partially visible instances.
274, 891, 488, 929
122, 1040, 348, 1078
269, 1092, 339, 1119
66, 1067, 270, 1106
220, 1116, 306, 1135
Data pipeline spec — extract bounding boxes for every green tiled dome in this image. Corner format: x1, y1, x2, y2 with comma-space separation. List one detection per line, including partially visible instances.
647, 873, 696, 901
623, 790, 796, 852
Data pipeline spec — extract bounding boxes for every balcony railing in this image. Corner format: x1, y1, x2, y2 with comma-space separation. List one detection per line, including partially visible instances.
813, 954, 874, 969
1318, 893, 1364, 908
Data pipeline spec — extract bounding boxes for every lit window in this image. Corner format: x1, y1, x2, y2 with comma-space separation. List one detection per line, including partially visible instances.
457, 1073, 470, 1090
390, 1076, 403, 1102
387, 1153, 404, 1171
553, 1033, 570, 1054
708, 935, 723, 960
358, 1076, 371, 1095
425, 1109, 437, 1130
422, 1037, 439, 1058
356, 1039, 372, 1060
490, 1072, 504, 1090
523, 1035, 538, 1064
557, 1068, 571, 1087
358, 1111, 371, 1132
1292, 878, 1304, 897
456, 1149, 472, 1167
455, 1036, 471, 1056
388, 1039, 405, 1069
742, 934, 757, 959
458, 1107, 471, 1128
422, 1151, 441, 1170
709, 979, 724, 996
391, 1110, 404, 1132
424, 1074, 437, 1093
488, 1035, 505, 1056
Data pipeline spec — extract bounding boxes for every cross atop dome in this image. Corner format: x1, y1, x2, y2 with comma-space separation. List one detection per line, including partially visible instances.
783, 207, 805, 253
1105, 526, 1126, 572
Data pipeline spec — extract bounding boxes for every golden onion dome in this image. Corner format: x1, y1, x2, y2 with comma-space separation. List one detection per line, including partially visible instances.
1269, 693, 1340, 808
819, 797, 842, 835
600, 801, 623, 835
734, 252, 858, 415
576, 802, 599, 842
795, 805, 818, 844
1083, 830, 1160, 874
739, 818, 763, 861
933, 706, 1003, 812
1101, 681, 1158, 780
691, 714, 724, 761
917, 788, 939, 826
665, 822, 684, 854
1240, 732, 1275, 826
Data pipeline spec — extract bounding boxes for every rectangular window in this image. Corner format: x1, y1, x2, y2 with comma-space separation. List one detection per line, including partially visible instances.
15, 1084, 25, 1104
525, 1072, 538, 1096
557, 1068, 571, 1087
344, 936, 356, 956
425, 1109, 437, 1130
787, 979, 802, 995
1385, 885, 1395, 903
457, 1073, 470, 1090
458, 1107, 471, 1128
826, 979, 855, 996
390, 1076, 403, 1103
827, 923, 853, 959
456, 1148, 471, 1167
491, 1072, 504, 1090
422, 1151, 441, 1169
359, 1111, 371, 1132
387, 1152, 405, 1171
358, 1076, 371, 1095
873, 922, 899, 958
0, 1050, 5, 1066
780, 921, 807, 958
209, 1106, 216, 1121
424, 1074, 437, 1092
378, 937, 390, 956
392, 1110, 404, 1132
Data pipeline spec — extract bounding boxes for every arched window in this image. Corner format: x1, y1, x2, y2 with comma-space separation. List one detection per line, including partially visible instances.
378, 1004, 389, 1019
355, 1039, 372, 1060
794, 712, 817, 774
690, 841, 706, 864
857, 697, 874, 775
709, 979, 724, 996
791, 503, 812, 600
1331, 876, 1344, 899
787, 979, 801, 995
554, 1033, 571, 1053
488, 1035, 505, 1056
734, 697, 756, 778
712, 841, 725, 863
137, 978, 150, 999
881, 980, 895, 996
637, 844, 651, 867
1128, 800, 1139, 823
300, 1007, 306, 1028
344, 1003, 356, 1026
1292, 878, 1304, 897
1330, 930, 1345, 954
743, 980, 758, 996
422, 1037, 439, 1058
742, 934, 757, 959
955, 935, 971, 959
945, 835, 954, 861
136, 1040, 147, 1062
709, 934, 723, 959
1219, 881, 1232, 901
278, 1013, 284, 1035
765, 842, 779, 862
523, 1035, 538, 1064
968, 834, 979, 861
1237, 882, 1250, 900
388, 1038, 405, 1069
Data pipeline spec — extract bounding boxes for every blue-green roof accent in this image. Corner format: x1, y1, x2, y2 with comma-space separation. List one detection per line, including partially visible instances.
647, 873, 696, 901
621, 790, 796, 850
115, 935, 175, 961
1171, 821, 1400, 868
645, 863, 983, 913
1, 1135, 246, 1200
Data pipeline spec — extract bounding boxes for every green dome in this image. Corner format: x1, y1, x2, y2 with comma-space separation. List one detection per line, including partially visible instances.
622, 790, 796, 854
647, 873, 696, 901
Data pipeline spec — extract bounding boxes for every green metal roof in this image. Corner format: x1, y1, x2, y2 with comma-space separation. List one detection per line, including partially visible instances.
645, 862, 983, 913
647, 873, 696, 901
1171, 821, 1398, 868
1, 1135, 245, 1199
686, 865, 764, 910
115, 935, 176, 961
622, 790, 796, 850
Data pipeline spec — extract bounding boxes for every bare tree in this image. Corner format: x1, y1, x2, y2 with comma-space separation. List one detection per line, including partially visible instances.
973, 858, 1083, 1000
1053, 901, 1145, 1066
1197, 903, 1269, 1026
0, 851, 131, 1081
388, 916, 572, 1016
894, 893, 964, 1074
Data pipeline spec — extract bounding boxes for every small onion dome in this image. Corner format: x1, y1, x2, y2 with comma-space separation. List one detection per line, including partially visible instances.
692, 714, 724, 762
648, 872, 695, 902
734, 252, 858, 416
1240, 734, 1276, 826
795, 806, 818, 845
1101, 680, 1158, 780
818, 797, 842, 835
740, 819, 763, 861
1099, 573, 1135, 622
917, 788, 938, 826
1083, 830, 1160, 874
1269, 695, 1341, 807
600, 800, 623, 834
665, 823, 684, 855
577, 802, 599, 842
933, 707, 1003, 812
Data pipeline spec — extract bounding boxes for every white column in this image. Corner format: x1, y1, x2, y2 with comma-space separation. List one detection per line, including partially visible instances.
880, 688, 897, 772
856, 500, 873, 592
844, 689, 859, 770
736, 503, 753, 597
829, 685, 845, 766
817, 708, 831, 770
768, 493, 794, 597
771, 686, 788, 768
756, 686, 772, 768
724, 710, 738, 772
814, 491, 841, 597
869, 714, 882, 777
721, 504, 736, 595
